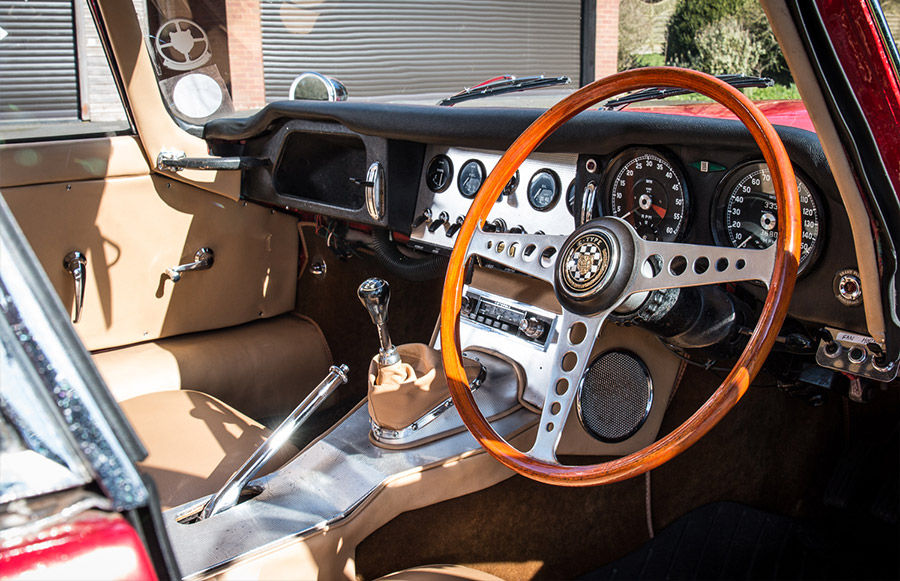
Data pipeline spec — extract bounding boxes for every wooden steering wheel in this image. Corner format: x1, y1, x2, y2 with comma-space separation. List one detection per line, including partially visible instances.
439, 68, 802, 486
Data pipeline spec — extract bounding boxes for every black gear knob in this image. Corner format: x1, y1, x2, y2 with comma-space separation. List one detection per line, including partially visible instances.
358, 278, 400, 366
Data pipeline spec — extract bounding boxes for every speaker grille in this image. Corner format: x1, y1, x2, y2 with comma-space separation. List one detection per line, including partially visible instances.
577, 350, 652, 442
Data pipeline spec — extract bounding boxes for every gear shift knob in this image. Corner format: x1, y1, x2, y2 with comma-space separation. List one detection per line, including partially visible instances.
358, 278, 401, 366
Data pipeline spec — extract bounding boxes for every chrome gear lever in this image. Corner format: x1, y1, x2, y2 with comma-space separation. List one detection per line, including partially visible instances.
358, 277, 401, 366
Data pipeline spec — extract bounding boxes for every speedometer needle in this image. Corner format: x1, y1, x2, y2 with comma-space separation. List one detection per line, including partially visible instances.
737, 235, 755, 249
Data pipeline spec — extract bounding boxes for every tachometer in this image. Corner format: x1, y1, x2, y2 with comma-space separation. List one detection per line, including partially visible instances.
713, 162, 824, 274
601, 148, 690, 241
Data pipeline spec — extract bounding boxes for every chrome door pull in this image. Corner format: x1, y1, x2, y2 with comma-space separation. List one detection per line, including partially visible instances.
63, 252, 87, 324
165, 248, 214, 283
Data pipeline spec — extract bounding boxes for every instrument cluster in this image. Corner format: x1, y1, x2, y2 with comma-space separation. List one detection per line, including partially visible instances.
408, 147, 578, 253
588, 146, 826, 275
409, 145, 827, 276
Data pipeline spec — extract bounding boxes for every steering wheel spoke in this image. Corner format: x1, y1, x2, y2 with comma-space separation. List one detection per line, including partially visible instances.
630, 239, 777, 294
528, 311, 605, 464
469, 229, 568, 286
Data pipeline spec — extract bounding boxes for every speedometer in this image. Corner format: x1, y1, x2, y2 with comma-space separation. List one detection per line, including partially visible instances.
713, 162, 824, 274
601, 147, 690, 242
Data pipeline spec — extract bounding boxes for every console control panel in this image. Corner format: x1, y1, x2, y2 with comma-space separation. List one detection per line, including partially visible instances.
816, 326, 898, 382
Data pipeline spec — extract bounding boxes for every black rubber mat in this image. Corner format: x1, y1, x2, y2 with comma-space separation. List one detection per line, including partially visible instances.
580, 501, 898, 580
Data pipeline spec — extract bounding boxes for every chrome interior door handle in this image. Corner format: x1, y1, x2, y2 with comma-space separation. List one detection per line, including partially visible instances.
63, 251, 87, 324
165, 247, 214, 283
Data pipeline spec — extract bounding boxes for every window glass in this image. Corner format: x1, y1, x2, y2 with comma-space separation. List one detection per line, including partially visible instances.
617, 0, 797, 102
878, 0, 900, 49
142, 0, 802, 125
143, 0, 583, 123
0, 0, 131, 142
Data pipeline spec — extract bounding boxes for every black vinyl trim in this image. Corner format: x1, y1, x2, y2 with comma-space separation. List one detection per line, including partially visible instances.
204, 100, 828, 167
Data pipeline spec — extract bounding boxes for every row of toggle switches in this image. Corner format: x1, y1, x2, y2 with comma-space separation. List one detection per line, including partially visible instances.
412, 208, 464, 237
412, 209, 533, 237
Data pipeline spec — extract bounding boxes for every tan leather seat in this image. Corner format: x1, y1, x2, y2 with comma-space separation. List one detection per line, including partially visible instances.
378, 565, 505, 581
119, 389, 298, 510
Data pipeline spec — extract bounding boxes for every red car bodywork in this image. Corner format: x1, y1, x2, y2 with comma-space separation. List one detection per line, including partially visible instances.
0, 512, 157, 580
635, 100, 816, 133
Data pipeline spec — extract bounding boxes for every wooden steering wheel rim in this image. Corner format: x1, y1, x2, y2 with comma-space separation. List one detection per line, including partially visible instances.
439, 67, 802, 486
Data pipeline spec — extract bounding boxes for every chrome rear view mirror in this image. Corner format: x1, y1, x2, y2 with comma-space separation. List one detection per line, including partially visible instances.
288, 71, 348, 101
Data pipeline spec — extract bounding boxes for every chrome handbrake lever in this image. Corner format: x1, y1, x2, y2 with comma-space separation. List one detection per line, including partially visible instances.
200, 364, 349, 520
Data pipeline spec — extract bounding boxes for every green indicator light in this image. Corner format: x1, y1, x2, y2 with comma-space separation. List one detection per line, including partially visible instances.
690, 161, 727, 173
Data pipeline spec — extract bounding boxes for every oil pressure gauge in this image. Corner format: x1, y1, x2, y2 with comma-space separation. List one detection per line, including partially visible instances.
527, 169, 561, 211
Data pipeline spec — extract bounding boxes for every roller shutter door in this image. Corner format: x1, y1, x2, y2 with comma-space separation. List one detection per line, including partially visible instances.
260, 0, 581, 102
0, 0, 79, 121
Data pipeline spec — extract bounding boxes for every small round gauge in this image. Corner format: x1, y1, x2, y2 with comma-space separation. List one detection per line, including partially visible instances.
458, 159, 486, 199
527, 169, 561, 211
426, 154, 453, 193
601, 148, 690, 241
566, 179, 577, 216
713, 162, 824, 274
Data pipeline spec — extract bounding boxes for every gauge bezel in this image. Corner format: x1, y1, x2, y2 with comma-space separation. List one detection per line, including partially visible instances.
526, 168, 562, 212
565, 179, 577, 217
599, 146, 691, 242
458, 159, 486, 199
711, 160, 826, 276
425, 154, 453, 193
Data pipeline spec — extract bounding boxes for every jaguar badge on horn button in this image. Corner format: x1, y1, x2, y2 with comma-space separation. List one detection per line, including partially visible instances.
562, 233, 612, 293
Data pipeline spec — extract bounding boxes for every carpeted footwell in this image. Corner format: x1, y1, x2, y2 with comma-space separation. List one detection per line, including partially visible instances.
581, 501, 898, 580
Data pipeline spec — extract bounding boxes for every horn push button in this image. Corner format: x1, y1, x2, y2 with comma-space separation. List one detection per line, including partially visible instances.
555, 218, 636, 315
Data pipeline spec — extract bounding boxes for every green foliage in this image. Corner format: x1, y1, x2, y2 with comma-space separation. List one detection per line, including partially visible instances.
743, 83, 801, 101
665, 0, 789, 81
666, 0, 749, 65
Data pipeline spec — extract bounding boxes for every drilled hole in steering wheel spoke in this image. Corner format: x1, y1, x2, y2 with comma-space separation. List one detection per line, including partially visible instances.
561, 351, 578, 372
669, 255, 687, 276
694, 256, 710, 274
643, 254, 663, 278
540, 247, 557, 268
568, 322, 587, 345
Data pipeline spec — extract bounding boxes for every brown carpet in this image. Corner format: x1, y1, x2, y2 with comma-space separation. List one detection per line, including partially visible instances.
355, 365, 856, 580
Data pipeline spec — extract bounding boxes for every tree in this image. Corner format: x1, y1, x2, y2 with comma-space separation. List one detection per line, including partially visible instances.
665, 0, 789, 81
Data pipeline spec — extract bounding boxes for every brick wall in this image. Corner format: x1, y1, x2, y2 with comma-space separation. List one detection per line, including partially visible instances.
225, 0, 266, 110
595, 0, 621, 79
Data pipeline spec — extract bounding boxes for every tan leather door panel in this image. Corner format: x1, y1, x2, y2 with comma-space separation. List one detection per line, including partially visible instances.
2, 141, 298, 351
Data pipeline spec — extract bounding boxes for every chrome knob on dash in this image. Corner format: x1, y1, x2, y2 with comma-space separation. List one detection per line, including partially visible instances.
519, 317, 546, 340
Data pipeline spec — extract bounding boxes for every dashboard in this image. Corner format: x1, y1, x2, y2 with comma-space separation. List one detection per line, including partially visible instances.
408, 146, 825, 278
207, 101, 874, 376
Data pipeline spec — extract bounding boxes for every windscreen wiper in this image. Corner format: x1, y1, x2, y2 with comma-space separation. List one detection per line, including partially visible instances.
603, 74, 774, 110
437, 75, 570, 106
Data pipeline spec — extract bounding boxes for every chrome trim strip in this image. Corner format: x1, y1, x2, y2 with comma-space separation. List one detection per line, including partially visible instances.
370, 361, 486, 445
